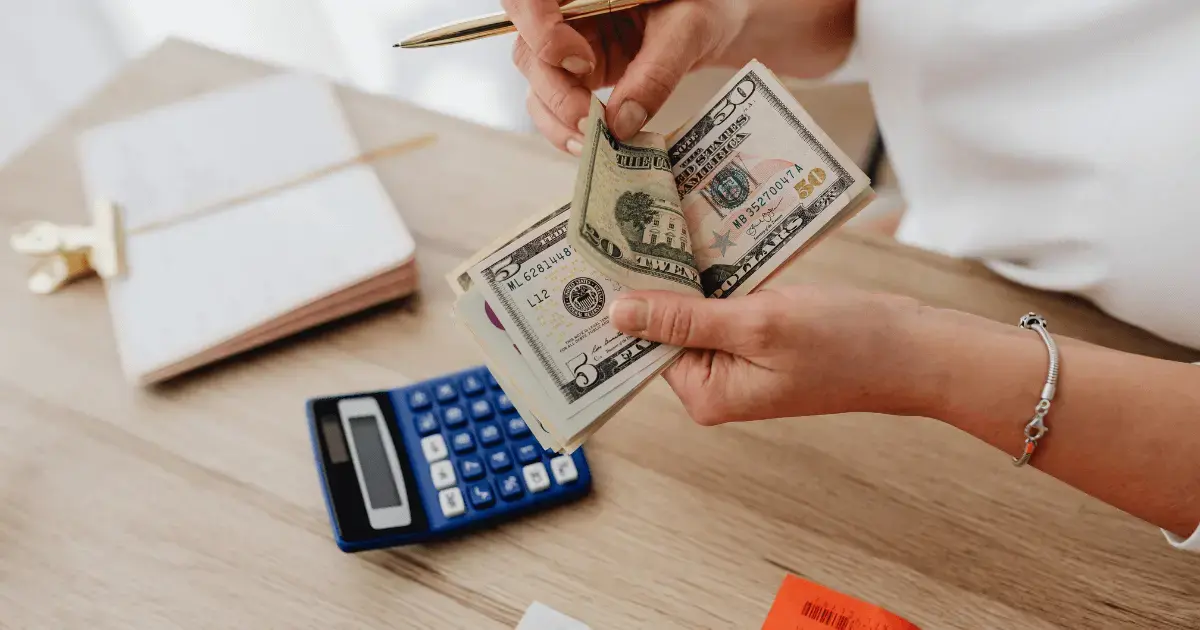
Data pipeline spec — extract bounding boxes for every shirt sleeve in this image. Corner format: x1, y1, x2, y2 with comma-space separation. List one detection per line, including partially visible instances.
1161, 361, 1200, 551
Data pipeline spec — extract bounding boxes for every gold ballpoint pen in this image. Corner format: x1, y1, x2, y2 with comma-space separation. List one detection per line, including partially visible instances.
396, 0, 665, 49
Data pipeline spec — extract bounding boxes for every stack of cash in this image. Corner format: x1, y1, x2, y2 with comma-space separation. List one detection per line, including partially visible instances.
447, 60, 875, 454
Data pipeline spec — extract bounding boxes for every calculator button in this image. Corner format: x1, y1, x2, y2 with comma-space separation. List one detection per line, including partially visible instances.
414, 413, 439, 436
523, 462, 551, 493
550, 455, 579, 484
477, 423, 503, 447
469, 481, 495, 509
461, 375, 485, 396
505, 416, 531, 438
515, 443, 541, 465
458, 456, 485, 481
440, 405, 467, 428
470, 399, 494, 420
438, 487, 465, 518
450, 430, 476, 454
486, 371, 501, 389
429, 460, 457, 490
408, 390, 432, 410
487, 448, 513, 472
497, 473, 524, 501
435, 383, 458, 403
496, 393, 515, 413
420, 434, 448, 463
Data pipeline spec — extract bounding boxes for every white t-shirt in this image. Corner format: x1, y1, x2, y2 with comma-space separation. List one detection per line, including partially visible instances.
853, 0, 1200, 550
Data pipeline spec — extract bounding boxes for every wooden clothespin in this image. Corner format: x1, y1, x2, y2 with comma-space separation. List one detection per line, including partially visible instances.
9, 199, 126, 294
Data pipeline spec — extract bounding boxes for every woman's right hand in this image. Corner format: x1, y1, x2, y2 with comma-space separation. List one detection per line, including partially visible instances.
503, 0, 748, 154
503, 0, 858, 155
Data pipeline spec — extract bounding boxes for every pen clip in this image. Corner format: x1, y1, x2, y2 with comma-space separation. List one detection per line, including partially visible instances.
9, 199, 127, 294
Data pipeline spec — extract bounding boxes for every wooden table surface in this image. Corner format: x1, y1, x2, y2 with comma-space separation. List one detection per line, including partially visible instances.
2, 40, 1198, 630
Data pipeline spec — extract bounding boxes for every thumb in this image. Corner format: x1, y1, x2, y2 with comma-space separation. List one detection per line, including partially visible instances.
605, 7, 721, 139
609, 290, 747, 350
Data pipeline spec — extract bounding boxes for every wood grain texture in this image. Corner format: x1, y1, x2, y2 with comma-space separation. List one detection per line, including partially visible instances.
1, 39, 1197, 630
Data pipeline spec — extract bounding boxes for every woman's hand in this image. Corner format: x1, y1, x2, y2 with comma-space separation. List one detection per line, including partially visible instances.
504, 0, 746, 154
504, 0, 856, 154
608, 284, 943, 425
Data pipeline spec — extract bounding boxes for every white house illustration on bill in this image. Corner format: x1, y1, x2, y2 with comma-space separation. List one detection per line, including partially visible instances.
639, 200, 690, 252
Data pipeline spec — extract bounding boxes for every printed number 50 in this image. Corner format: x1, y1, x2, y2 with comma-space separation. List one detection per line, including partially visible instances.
567, 353, 599, 388
793, 167, 827, 200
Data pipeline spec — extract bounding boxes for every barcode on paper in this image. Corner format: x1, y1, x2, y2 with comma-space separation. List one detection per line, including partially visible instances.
762, 574, 921, 630
802, 601, 852, 629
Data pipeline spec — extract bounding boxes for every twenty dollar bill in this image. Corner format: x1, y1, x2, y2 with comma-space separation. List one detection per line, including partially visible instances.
571, 98, 704, 295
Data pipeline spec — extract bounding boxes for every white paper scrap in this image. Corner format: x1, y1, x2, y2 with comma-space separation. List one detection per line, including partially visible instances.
516, 601, 591, 630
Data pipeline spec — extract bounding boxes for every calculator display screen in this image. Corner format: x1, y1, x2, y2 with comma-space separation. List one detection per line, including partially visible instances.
348, 415, 403, 509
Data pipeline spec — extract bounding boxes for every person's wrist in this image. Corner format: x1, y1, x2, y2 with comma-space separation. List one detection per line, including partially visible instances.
886, 305, 1055, 424
872, 304, 962, 419
710, 0, 855, 77
697, 0, 751, 67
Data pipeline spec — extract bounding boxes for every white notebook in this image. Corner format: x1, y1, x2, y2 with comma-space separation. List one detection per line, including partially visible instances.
75, 72, 419, 384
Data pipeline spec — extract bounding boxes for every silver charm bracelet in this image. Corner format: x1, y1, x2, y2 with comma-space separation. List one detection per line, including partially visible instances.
1013, 313, 1059, 467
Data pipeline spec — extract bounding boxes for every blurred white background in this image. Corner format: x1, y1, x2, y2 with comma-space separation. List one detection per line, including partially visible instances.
0, 0, 540, 168
0, 0, 867, 171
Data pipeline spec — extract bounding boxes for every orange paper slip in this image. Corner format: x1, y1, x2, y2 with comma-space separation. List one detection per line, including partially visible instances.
762, 574, 920, 630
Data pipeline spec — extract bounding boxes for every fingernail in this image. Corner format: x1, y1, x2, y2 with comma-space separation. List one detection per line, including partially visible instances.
577, 117, 589, 135
613, 101, 648, 138
566, 138, 582, 156
561, 56, 593, 76
610, 298, 649, 331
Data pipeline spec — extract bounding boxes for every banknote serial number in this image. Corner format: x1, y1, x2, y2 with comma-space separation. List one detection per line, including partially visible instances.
496, 246, 573, 293
733, 166, 827, 230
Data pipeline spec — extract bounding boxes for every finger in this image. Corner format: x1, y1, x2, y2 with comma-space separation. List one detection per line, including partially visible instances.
527, 89, 584, 156
512, 36, 593, 129
661, 351, 733, 426
606, 7, 719, 138
501, 0, 595, 76
609, 290, 765, 351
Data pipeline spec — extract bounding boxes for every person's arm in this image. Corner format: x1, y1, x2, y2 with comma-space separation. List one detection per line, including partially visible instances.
606, 285, 1200, 543
919, 310, 1200, 539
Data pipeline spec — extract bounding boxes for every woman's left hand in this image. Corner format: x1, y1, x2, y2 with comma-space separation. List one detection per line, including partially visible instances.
607, 284, 945, 425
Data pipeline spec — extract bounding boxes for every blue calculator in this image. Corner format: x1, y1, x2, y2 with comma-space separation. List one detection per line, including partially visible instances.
306, 365, 593, 552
